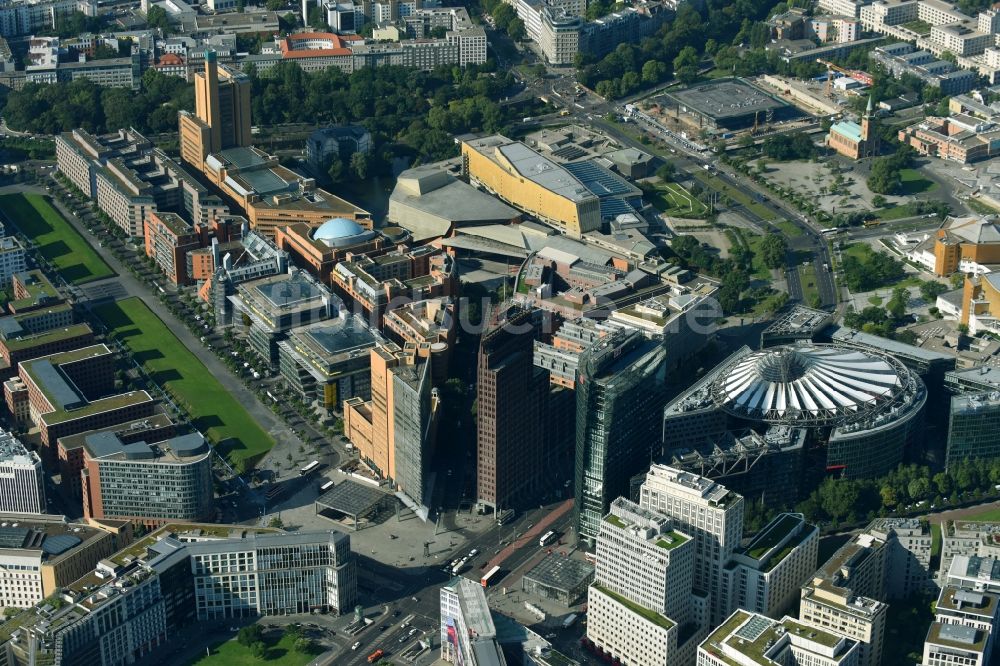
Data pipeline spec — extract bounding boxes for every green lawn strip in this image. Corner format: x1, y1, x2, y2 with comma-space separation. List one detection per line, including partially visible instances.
194, 633, 319, 666
876, 205, 919, 221
0, 193, 114, 284
800, 264, 820, 305
663, 182, 708, 216
742, 233, 773, 281
931, 522, 941, 558
774, 219, 804, 237
898, 168, 937, 195
94, 297, 275, 465
693, 171, 775, 220
647, 181, 708, 217
960, 506, 1000, 522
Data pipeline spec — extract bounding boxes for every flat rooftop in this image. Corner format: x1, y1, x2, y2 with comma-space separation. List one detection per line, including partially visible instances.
523, 553, 594, 591
243, 271, 327, 312
2, 323, 92, 353
668, 79, 788, 121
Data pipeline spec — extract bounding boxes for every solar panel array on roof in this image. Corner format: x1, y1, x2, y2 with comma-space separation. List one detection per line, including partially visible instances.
0, 527, 34, 549
599, 198, 636, 219
551, 145, 587, 160
564, 161, 635, 197
42, 534, 81, 556
734, 614, 772, 642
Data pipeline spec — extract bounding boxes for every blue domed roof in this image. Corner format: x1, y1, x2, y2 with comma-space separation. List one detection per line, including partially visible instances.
314, 217, 365, 241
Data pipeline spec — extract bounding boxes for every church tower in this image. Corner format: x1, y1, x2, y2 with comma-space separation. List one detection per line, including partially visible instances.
861, 95, 879, 157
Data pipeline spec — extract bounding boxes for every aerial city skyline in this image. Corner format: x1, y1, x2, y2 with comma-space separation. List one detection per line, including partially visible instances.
2, 0, 1000, 663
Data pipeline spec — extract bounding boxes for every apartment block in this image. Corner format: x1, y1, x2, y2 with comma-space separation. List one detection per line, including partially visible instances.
868, 517, 933, 598
3, 524, 351, 664
0, 236, 25, 286
941, 521, 1000, 586
9, 269, 66, 318
277, 314, 383, 410
722, 513, 819, 619
187, 530, 356, 617
0, 321, 94, 377
923, 585, 1000, 665
0, 430, 44, 514
639, 464, 745, 625
0, 0, 89, 37
232, 269, 334, 368
330, 246, 456, 325
922, 620, 992, 666
698, 610, 860, 666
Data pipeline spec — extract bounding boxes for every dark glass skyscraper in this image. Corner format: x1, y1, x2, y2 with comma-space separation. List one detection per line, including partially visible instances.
575, 330, 667, 543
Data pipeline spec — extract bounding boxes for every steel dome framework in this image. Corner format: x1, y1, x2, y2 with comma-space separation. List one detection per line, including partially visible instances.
709, 344, 916, 427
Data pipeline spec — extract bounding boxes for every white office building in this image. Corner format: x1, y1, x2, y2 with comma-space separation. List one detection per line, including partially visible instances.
0, 430, 44, 514
721, 513, 818, 619
0, 236, 26, 287
187, 530, 356, 618
587, 497, 699, 666
639, 464, 744, 624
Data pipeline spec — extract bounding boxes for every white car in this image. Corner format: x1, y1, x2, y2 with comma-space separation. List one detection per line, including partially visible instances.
468, 549, 479, 558
351, 641, 361, 651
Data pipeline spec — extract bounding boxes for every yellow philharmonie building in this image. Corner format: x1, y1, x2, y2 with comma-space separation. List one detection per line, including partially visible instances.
461, 135, 601, 238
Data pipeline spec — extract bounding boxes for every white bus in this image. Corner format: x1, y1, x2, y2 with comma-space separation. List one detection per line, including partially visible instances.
299, 460, 320, 476
319, 480, 334, 493
481, 566, 502, 588
539, 531, 557, 547
820, 227, 842, 235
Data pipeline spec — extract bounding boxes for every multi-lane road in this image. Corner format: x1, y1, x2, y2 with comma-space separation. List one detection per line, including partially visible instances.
314, 498, 577, 664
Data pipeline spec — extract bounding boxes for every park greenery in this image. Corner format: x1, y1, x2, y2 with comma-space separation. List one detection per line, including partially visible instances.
1, 70, 194, 136
95, 297, 276, 468
840, 245, 905, 292
843, 289, 915, 341
0, 62, 521, 168
669, 234, 785, 315
796, 460, 1000, 528
760, 132, 816, 161
868, 146, 917, 195
0, 193, 113, 284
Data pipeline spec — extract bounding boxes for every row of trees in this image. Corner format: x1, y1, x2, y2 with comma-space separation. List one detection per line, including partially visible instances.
797, 460, 1000, 527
